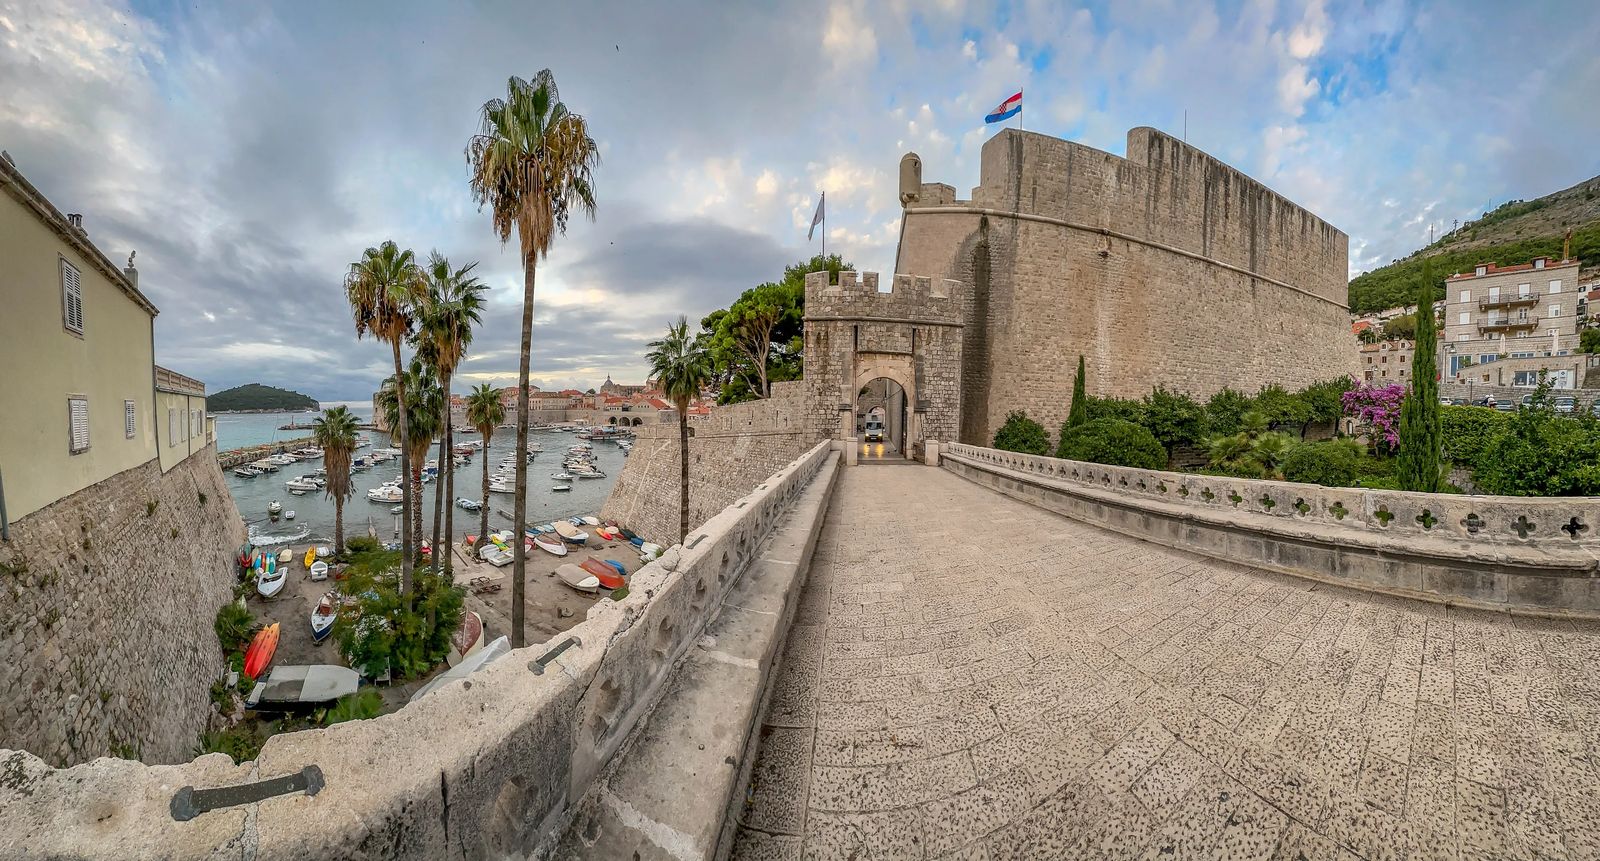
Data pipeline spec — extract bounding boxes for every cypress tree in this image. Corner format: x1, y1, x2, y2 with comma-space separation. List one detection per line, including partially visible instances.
1396, 259, 1443, 492
1067, 355, 1089, 428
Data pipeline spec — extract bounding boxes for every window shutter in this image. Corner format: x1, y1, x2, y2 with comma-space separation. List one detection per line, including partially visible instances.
61, 260, 83, 334
125, 400, 136, 438
68, 397, 89, 453
169, 408, 177, 446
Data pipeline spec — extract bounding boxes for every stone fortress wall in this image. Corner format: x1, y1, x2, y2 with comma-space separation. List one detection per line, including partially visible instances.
895, 126, 1359, 445
0, 442, 243, 766
801, 270, 963, 454
600, 381, 819, 544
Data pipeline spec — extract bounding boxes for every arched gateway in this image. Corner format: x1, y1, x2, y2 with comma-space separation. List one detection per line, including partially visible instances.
802, 270, 963, 458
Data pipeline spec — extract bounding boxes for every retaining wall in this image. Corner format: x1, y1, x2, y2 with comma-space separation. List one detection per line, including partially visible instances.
600, 382, 819, 544
0, 444, 244, 766
941, 442, 1600, 616
0, 440, 837, 860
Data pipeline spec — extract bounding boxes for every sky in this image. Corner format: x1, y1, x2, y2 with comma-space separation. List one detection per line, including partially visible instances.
3, 0, 1598, 400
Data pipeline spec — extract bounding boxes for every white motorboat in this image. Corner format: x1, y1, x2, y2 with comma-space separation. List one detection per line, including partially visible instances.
480, 545, 514, 567
391, 505, 403, 515
267, 500, 283, 516
487, 482, 515, 494
551, 484, 571, 492
315, 546, 331, 558
286, 476, 320, 493
310, 591, 339, 642
456, 497, 483, 511
284, 510, 296, 521
531, 532, 567, 556
556, 563, 600, 594
573, 469, 606, 478
551, 473, 574, 481
367, 485, 403, 503
553, 521, 588, 544
233, 466, 260, 478
576, 516, 601, 526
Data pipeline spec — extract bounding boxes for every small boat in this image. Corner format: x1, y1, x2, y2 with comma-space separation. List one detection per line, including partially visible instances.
315, 546, 331, 558
595, 526, 618, 541
285, 476, 320, 493
267, 500, 282, 516
551, 485, 571, 492
310, 592, 339, 642
456, 497, 482, 512
233, 467, 260, 478
480, 546, 513, 567
367, 485, 403, 503
532, 532, 568, 557
577, 515, 600, 526
391, 505, 403, 515
309, 560, 329, 581
236, 543, 256, 572
556, 563, 600, 594
553, 521, 588, 544
278, 548, 294, 564
447, 611, 484, 668
257, 563, 287, 599
409, 636, 511, 704
602, 559, 627, 579
580, 558, 626, 590
242, 623, 280, 680
284, 510, 296, 521
487, 482, 516, 494
550, 473, 574, 481
574, 470, 605, 479
303, 547, 317, 567
245, 664, 361, 711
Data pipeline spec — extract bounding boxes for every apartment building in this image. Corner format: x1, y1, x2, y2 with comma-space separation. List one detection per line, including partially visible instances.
1359, 339, 1414, 383
1439, 256, 1584, 388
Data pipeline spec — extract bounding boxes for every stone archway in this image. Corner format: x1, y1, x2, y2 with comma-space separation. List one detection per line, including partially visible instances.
855, 377, 909, 460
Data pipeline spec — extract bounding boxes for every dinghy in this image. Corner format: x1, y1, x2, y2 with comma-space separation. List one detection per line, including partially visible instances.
531, 532, 568, 557
580, 558, 626, 590
243, 623, 280, 680
309, 560, 329, 581
284, 510, 296, 521
578, 516, 600, 526
551, 484, 571, 492
455, 497, 482, 512
553, 521, 588, 545
315, 546, 331, 558
303, 547, 317, 568
267, 500, 282, 516
602, 559, 627, 579
246, 665, 360, 711
447, 611, 484, 668
555, 563, 601, 594
278, 548, 294, 564
480, 546, 513, 567
257, 563, 287, 599
310, 592, 338, 642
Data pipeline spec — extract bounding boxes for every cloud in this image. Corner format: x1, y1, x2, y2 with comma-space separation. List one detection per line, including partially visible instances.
3, 0, 1597, 400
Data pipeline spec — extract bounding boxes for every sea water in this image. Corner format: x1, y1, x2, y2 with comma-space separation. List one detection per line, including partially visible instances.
212, 403, 374, 451
223, 426, 622, 547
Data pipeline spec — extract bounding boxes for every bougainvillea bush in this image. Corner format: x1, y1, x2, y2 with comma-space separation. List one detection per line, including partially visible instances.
1341, 383, 1405, 453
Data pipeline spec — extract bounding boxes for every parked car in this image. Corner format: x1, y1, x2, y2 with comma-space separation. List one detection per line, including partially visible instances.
1591, 401, 1600, 417
1494, 401, 1514, 412
1473, 395, 1497, 408
1521, 394, 1534, 407
1555, 397, 1577, 414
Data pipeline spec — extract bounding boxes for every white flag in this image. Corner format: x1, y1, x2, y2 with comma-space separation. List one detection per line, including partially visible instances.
808, 193, 825, 241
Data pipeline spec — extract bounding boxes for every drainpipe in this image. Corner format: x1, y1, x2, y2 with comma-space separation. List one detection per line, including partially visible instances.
1, 468, 9, 541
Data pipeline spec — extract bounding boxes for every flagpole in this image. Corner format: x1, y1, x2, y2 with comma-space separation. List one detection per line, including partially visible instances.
821, 191, 826, 260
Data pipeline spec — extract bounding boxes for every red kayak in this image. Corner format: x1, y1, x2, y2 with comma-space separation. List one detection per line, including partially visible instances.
242, 623, 280, 681
580, 558, 626, 590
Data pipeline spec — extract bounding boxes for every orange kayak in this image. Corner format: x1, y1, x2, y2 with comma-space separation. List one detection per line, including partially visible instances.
243, 623, 280, 680
580, 558, 626, 590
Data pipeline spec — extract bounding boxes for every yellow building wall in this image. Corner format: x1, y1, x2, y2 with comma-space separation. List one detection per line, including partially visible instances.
155, 390, 208, 473
0, 195, 157, 520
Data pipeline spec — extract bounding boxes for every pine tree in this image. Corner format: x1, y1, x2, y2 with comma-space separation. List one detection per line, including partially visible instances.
1395, 259, 1443, 492
1067, 355, 1089, 428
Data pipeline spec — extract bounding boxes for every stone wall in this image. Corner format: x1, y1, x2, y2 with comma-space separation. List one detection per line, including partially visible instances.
600, 382, 819, 544
896, 127, 1358, 446
942, 442, 1600, 615
0, 441, 837, 861
0, 443, 244, 766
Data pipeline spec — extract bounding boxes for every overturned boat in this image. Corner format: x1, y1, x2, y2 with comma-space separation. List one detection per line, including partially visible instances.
245, 664, 361, 711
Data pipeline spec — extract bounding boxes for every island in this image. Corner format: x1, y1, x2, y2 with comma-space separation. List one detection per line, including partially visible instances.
206, 383, 320, 413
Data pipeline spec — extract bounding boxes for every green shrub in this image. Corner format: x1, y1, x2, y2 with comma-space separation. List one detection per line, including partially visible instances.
1582, 329, 1600, 354
213, 601, 256, 655
1282, 439, 1366, 486
323, 689, 385, 726
1205, 388, 1252, 436
992, 410, 1050, 455
345, 535, 381, 556
1474, 408, 1600, 496
1056, 418, 1167, 469
201, 725, 269, 763
1252, 384, 1311, 432
1140, 387, 1207, 453
336, 558, 466, 681
1440, 405, 1510, 469
1084, 394, 1145, 425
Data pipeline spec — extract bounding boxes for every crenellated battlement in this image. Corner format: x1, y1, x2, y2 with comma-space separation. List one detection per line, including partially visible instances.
803, 270, 963, 325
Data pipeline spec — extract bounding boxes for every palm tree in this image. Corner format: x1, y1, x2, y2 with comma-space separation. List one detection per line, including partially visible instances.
377, 361, 444, 555
646, 316, 712, 545
466, 384, 506, 547
468, 70, 599, 648
346, 241, 425, 596
416, 252, 487, 575
312, 406, 360, 555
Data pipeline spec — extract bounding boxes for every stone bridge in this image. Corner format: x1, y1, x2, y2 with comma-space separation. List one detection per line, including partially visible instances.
7, 444, 1600, 860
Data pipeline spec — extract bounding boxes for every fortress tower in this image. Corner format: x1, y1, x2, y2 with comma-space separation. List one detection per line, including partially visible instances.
895, 126, 1358, 445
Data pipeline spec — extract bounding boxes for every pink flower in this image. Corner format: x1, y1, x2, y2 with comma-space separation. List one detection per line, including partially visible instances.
1342, 383, 1405, 448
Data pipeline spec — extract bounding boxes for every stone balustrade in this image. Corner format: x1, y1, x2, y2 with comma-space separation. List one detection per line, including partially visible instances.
0, 440, 838, 859
941, 442, 1600, 615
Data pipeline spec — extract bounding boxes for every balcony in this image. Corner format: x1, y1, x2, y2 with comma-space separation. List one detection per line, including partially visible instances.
1478, 318, 1539, 334
1479, 293, 1538, 310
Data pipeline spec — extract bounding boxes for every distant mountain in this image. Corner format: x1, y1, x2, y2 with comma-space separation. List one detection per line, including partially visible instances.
1348, 173, 1600, 314
207, 383, 319, 413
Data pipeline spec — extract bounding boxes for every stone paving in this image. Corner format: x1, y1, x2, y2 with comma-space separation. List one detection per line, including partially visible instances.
733, 466, 1600, 860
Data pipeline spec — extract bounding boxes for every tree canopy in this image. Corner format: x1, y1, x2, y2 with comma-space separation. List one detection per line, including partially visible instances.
700, 254, 849, 404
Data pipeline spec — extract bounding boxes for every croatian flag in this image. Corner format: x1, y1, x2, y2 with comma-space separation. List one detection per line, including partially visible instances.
984, 90, 1022, 124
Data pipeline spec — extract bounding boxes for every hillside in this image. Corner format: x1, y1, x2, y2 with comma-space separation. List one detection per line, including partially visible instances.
1347, 173, 1600, 314
207, 383, 319, 413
